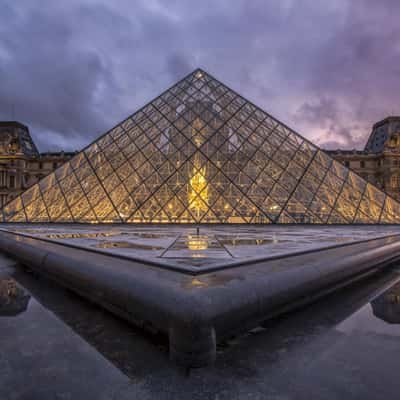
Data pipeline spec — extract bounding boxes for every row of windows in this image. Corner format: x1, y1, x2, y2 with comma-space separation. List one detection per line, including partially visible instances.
342, 158, 400, 169
0, 173, 48, 190
29, 162, 59, 170
1, 160, 61, 170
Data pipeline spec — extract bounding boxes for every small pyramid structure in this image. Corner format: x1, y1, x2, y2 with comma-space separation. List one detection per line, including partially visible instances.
2, 69, 400, 224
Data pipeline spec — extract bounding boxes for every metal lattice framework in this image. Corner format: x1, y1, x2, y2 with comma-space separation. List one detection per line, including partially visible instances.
2, 69, 400, 223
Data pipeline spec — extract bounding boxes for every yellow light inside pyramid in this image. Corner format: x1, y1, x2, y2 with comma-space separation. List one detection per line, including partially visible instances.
187, 235, 208, 251
189, 166, 208, 214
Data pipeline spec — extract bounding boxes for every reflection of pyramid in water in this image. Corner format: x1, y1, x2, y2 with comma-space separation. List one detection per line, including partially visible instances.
3, 69, 400, 223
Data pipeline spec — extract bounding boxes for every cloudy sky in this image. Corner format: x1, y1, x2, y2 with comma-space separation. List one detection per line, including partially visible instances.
0, 0, 399, 152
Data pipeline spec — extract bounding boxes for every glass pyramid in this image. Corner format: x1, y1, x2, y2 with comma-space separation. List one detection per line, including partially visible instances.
3, 69, 400, 224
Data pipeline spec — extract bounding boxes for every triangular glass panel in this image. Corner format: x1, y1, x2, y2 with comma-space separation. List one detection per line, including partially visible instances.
69, 196, 96, 221
327, 208, 350, 224
8, 210, 27, 222
24, 196, 49, 222
308, 198, 331, 223
54, 208, 74, 223
3, 197, 25, 221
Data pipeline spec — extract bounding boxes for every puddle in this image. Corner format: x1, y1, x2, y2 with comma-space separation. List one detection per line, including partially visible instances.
219, 235, 360, 248
93, 241, 165, 251
171, 235, 222, 251
46, 232, 123, 239
186, 236, 209, 251
336, 281, 400, 337
219, 238, 283, 246
162, 234, 232, 259
181, 273, 245, 289
0, 278, 31, 316
318, 236, 357, 243
371, 282, 400, 324
134, 233, 175, 239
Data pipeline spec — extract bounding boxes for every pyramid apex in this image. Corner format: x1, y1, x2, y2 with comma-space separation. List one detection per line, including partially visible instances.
191, 67, 211, 79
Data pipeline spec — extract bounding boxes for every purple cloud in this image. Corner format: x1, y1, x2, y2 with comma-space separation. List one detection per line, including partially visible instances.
0, 0, 398, 151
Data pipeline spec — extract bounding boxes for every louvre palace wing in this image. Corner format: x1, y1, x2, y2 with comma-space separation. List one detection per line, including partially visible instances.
2, 68, 400, 223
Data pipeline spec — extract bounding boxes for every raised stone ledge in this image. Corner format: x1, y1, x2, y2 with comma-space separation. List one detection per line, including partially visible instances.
0, 230, 400, 367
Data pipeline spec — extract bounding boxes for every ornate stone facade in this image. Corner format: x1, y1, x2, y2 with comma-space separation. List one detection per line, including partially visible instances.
326, 116, 400, 202
0, 121, 75, 207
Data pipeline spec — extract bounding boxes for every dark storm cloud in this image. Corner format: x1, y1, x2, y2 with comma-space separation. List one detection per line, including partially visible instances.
0, 0, 399, 151
294, 97, 363, 149
0, 1, 127, 150
166, 53, 193, 80
289, 0, 400, 148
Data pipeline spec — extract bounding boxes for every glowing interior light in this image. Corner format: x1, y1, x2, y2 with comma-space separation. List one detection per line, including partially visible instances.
190, 278, 207, 287
189, 166, 208, 215
187, 235, 208, 251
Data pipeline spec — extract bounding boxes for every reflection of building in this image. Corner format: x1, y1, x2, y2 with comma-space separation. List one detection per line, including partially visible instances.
0, 278, 30, 316
2, 69, 400, 224
0, 122, 75, 207
371, 282, 400, 324
327, 117, 400, 202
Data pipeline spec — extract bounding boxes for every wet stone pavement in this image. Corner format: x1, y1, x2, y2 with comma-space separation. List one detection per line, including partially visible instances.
3, 224, 400, 267
1, 252, 400, 399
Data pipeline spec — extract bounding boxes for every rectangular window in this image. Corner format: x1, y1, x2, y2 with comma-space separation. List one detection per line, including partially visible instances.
391, 175, 400, 189
360, 161, 365, 168
9, 175, 15, 188
344, 161, 350, 168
